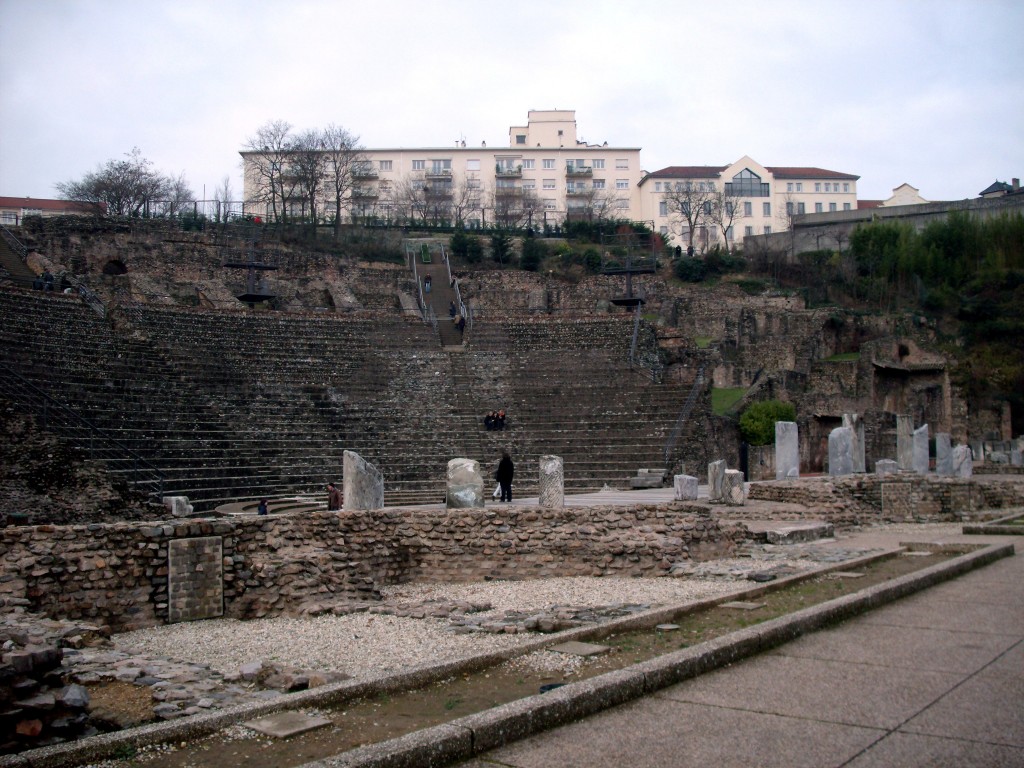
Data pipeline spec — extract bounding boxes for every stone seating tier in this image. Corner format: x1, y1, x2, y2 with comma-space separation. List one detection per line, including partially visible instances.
1, 291, 704, 509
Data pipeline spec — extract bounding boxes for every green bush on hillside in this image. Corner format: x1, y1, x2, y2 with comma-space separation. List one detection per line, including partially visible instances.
738, 400, 796, 446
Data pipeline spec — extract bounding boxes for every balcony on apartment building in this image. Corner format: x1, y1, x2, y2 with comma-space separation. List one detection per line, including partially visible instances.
565, 184, 590, 196
495, 164, 523, 178
351, 187, 378, 199
353, 166, 379, 179
565, 163, 593, 177
425, 167, 453, 180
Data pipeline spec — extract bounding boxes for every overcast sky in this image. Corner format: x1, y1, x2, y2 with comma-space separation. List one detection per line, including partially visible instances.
2, 0, 1021, 204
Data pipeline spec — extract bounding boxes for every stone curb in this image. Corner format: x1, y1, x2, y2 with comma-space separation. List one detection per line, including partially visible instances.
2, 542, 1008, 768
296, 541, 1014, 768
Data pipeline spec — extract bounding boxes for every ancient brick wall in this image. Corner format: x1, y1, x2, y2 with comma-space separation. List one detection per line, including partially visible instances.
0, 504, 746, 631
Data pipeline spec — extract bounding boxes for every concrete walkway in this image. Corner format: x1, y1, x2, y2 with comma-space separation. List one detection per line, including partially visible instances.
461, 536, 1024, 768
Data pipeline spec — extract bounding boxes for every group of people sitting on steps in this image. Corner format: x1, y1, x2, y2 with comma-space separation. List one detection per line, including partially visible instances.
484, 410, 507, 431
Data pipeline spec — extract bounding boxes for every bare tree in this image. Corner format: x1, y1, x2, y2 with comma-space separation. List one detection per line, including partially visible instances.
568, 183, 626, 224
321, 124, 363, 238
391, 176, 429, 225
709, 186, 743, 251
490, 184, 539, 229
56, 147, 176, 217
242, 120, 293, 223
449, 176, 482, 227
213, 175, 233, 223
287, 128, 328, 229
661, 180, 716, 253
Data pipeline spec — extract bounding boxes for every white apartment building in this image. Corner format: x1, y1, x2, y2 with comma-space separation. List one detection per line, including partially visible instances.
240, 110, 643, 229
639, 156, 859, 251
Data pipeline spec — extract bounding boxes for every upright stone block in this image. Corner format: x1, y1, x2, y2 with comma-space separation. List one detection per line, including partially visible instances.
828, 426, 854, 476
673, 474, 698, 500
896, 415, 914, 471
162, 496, 194, 518
774, 422, 799, 480
934, 433, 953, 476
708, 459, 727, 502
723, 469, 746, 506
447, 458, 484, 509
538, 455, 564, 508
913, 424, 930, 474
343, 450, 384, 511
952, 444, 973, 477
168, 537, 223, 623
875, 459, 898, 476
842, 413, 866, 473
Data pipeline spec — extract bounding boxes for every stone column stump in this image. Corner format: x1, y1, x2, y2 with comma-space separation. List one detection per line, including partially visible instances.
447, 458, 484, 509
343, 450, 384, 511
674, 474, 699, 501
774, 421, 799, 480
538, 455, 564, 508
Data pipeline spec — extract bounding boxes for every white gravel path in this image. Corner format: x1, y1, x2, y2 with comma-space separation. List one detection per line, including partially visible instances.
114, 577, 738, 680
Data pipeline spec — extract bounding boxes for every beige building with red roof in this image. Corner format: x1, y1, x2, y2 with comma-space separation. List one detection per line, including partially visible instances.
638, 155, 858, 251
0, 197, 103, 226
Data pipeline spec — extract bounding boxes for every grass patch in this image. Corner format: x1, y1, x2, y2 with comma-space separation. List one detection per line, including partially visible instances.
824, 352, 860, 362
712, 387, 747, 415
694, 336, 714, 349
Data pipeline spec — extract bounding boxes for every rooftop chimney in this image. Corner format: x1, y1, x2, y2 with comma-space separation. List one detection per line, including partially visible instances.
1013, 177, 1020, 191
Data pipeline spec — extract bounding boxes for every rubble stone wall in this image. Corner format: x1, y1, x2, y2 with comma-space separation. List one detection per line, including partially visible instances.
746, 475, 1024, 526
0, 504, 746, 632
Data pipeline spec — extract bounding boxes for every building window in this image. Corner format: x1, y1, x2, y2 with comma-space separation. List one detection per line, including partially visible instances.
522, 159, 535, 170
796, 183, 803, 192
702, 201, 712, 214
814, 182, 821, 192
592, 179, 605, 189
654, 182, 662, 192
659, 226, 668, 236
798, 202, 805, 214
763, 202, 771, 216
412, 160, 425, 171
431, 159, 452, 174
616, 199, 629, 209
815, 202, 823, 213
616, 179, 629, 189
843, 202, 851, 211
593, 159, 605, 169
467, 178, 480, 189
616, 159, 629, 169
763, 225, 772, 234
522, 180, 536, 190
743, 201, 752, 216
744, 226, 753, 237
659, 201, 668, 216
466, 159, 480, 171
843, 183, 850, 192
787, 182, 793, 192
829, 202, 837, 212
543, 179, 556, 190
786, 202, 794, 215
725, 168, 769, 197
543, 159, 556, 169
824, 183, 831, 192
544, 199, 556, 210
515, 134, 526, 144
379, 160, 393, 171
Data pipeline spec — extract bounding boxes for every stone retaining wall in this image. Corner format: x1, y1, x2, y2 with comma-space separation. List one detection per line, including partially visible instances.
0, 504, 745, 632
746, 475, 1024, 526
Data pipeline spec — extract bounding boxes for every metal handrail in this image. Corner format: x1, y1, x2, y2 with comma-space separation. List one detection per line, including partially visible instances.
663, 365, 706, 466
0, 364, 165, 500
0, 224, 28, 259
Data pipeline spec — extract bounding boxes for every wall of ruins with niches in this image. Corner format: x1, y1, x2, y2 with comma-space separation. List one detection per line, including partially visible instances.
0, 504, 747, 632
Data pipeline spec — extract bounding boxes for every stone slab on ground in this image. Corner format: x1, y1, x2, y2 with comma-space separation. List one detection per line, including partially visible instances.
720, 601, 766, 611
549, 641, 611, 657
243, 711, 332, 738
829, 571, 867, 579
744, 520, 834, 545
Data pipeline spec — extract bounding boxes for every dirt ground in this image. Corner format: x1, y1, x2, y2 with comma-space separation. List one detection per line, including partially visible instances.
79, 550, 950, 768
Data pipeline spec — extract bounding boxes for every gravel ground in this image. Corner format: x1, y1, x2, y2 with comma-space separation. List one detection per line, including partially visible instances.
114, 577, 739, 680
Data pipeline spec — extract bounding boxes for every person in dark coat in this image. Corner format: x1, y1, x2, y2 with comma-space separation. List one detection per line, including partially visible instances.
257, 499, 269, 516
495, 451, 514, 503
327, 482, 343, 511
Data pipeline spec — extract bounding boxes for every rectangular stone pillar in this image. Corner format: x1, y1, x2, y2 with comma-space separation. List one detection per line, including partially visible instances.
168, 537, 223, 623
842, 413, 866, 473
447, 458, 484, 508
538, 455, 564, 508
934, 433, 953, 476
723, 469, 746, 505
896, 415, 914, 471
674, 474, 698, 500
913, 424, 930, 474
774, 421, 799, 480
343, 450, 384, 511
708, 459, 727, 502
829, 426, 854, 476
952, 444, 973, 477
875, 459, 898, 476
